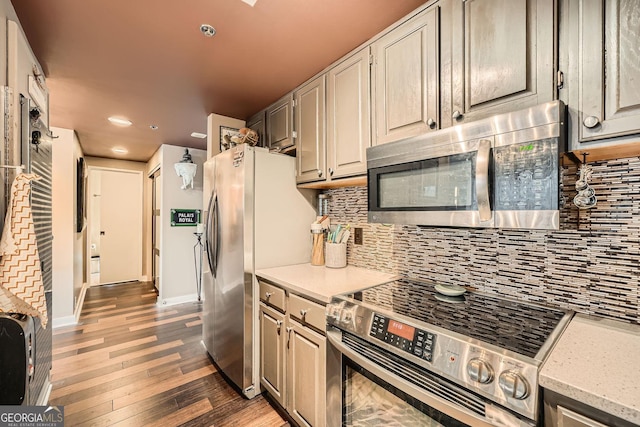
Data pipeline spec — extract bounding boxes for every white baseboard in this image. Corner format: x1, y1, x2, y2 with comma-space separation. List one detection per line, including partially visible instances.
158, 293, 199, 307
52, 282, 88, 328
74, 282, 88, 322
52, 315, 76, 328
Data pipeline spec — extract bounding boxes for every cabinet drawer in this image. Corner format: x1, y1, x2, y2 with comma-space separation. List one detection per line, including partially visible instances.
259, 280, 286, 312
288, 293, 326, 333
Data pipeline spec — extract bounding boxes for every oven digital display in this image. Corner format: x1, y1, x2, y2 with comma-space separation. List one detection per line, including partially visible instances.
387, 320, 415, 341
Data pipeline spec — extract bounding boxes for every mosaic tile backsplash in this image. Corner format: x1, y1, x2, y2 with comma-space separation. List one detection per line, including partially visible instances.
326, 156, 640, 324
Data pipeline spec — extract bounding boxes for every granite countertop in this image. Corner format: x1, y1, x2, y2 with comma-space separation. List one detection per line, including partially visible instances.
539, 314, 640, 425
256, 263, 399, 304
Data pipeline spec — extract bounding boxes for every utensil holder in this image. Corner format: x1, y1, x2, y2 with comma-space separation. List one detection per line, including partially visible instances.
325, 243, 346, 268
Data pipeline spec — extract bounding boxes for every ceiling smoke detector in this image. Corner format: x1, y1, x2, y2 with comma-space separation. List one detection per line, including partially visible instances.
200, 24, 216, 37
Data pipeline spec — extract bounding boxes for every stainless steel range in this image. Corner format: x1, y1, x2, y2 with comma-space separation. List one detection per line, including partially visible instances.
326, 279, 573, 426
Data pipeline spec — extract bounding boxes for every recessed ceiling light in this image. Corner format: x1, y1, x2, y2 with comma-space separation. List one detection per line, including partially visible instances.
108, 116, 132, 126
191, 132, 207, 139
200, 24, 216, 37
150, 125, 159, 130
112, 147, 128, 154
241, 0, 258, 6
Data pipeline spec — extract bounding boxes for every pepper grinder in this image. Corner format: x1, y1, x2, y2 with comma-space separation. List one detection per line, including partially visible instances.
310, 223, 325, 266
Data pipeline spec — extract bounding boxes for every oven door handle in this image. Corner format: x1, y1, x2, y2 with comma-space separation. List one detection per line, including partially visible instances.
326, 329, 533, 427
476, 138, 492, 222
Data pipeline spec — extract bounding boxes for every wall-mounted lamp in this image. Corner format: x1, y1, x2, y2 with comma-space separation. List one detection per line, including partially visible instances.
174, 149, 197, 190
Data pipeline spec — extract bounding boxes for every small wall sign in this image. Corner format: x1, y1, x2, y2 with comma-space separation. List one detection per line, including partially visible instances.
171, 209, 201, 226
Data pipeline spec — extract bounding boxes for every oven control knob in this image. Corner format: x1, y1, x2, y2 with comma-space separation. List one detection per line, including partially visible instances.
325, 303, 343, 323
467, 358, 494, 384
498, 371, 529, 400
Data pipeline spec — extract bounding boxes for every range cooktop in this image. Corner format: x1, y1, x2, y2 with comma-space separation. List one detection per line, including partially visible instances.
354, 278, 568, 359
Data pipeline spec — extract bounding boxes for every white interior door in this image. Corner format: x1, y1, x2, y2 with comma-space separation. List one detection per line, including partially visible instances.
98, 169, 143, 284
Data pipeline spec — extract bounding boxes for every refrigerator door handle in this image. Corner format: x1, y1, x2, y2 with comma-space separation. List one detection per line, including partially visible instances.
205, 191, 219, 278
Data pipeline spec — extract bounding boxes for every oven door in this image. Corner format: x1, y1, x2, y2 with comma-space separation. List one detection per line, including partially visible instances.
367, 138, 492, 228
327, 328, 535, 427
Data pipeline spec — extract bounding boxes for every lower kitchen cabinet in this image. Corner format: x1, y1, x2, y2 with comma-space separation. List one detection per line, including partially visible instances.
258, 280, 328, 427
259, 304, 286, 406
287, 319, 326, 427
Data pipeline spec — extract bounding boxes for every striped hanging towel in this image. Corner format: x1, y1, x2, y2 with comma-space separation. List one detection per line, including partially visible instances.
0, 172, 48, 328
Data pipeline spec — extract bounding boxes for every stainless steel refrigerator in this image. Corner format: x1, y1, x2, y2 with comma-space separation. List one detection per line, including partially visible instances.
202, 144, 316, 398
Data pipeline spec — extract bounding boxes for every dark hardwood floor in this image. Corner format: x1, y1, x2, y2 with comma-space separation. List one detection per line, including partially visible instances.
50, 281, 287, 426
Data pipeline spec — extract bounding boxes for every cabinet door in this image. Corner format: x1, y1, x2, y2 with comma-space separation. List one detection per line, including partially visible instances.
259, 304, 286, 406
442, 0, 555, 126
373, 6, 439, 146
327, 48, 371, 179
566, 0, 640, 147
267, 93, 294, 152
557, 405, 608, 427
247, 110, 266, 148
295, 75, 326, 183
287, 320, 326, 427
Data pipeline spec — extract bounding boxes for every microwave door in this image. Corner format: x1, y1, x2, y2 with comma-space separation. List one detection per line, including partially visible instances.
368, 138, 493, 228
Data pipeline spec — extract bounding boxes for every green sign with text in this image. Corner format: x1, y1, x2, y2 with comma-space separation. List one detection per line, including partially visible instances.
170, 209, 201, 226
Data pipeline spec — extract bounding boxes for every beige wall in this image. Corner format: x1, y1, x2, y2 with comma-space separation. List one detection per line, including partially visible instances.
147, 144, 206, 304
85, 157, 151, 281
51, 127, 85, 326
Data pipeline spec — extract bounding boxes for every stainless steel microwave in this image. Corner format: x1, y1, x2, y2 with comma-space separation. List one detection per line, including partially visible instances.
367, 101, 566, 229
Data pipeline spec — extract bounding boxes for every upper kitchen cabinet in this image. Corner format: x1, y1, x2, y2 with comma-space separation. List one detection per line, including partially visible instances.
372, 5, 440, 146
266, 93, 294, 153
295, 75, 326, 183
326, 48, 371, 179
440, 0, 556, 127
247, 110, 267, 148
562, 0, 640, 152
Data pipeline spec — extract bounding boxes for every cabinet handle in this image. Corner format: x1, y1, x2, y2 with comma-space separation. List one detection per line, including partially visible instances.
583, 116, 600, 129
328, 168, 334, 176
317, 169, 323, 177
452, 110, 463, 121
427, 118, 436, 129
300, 309, 308, 319
276, 320, 283, 335
286, 326, 293, 348
265, 291, 272, 300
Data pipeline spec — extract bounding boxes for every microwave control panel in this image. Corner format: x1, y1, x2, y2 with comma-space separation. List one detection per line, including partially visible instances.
369, 313, 436, 362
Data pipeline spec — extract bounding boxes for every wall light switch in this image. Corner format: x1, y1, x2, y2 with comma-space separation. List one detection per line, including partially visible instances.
354, 227, 363, 245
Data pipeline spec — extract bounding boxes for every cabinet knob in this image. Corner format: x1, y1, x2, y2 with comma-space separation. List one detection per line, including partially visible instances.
427, 118, 436, 129
317, 169, 323, 177
452, 110, 463, 121
300, 309, 308, 319
265, 291, 272, 300
328, 168, 334, 176
276, 320, 283, 334
583, 116, 600, 129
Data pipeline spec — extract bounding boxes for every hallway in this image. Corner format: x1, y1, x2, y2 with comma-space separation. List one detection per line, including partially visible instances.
49, 282, 287, 426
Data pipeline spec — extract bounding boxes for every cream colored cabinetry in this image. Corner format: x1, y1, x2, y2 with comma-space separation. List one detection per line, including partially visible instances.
295, 75, 326, 183
327, 48, 371, 179
247, 110, 267, 148
259, 304, 286, 406
258, 280, 327, 426
562, 0, 640, 153
297, 48, 372, 185
372, 6, 439, 146
441, 0, 556, 127
287, 319, 326, 427
267, 93, 294, 152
